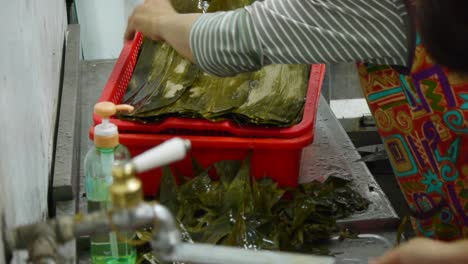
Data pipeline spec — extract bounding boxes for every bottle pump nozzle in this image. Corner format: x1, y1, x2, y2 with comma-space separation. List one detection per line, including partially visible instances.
93, 102, 134, 148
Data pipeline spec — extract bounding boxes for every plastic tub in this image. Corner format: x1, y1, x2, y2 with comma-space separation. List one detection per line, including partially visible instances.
90, 130, 313, 196
95, 32, 325, 138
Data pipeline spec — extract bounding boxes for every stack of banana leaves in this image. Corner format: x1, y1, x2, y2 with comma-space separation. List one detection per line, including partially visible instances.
120, 0, 310, 127
135, 156, 370, 263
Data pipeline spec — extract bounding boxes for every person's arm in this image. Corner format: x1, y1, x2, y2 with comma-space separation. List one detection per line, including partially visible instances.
126, 0, 409, 77
125, 0, 259, 75
372, 238, 468, 264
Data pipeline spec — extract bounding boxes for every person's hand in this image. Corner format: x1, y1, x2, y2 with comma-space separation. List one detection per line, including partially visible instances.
125, 0, 177, 41
371, 237, 468, 264
124, 0, 200, 61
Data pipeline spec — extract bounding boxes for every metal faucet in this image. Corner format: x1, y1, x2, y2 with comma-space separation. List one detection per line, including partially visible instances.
4, 138, 335, 264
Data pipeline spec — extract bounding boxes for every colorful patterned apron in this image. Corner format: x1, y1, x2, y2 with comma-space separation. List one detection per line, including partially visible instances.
357, 3, 468, 239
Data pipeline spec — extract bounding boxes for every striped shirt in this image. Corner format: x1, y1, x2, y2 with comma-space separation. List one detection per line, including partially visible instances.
189, 0, 410, 77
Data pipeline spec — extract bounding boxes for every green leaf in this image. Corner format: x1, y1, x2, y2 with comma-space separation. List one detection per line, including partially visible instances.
121, 42, 198, 118
214, 160, 242, 187
326, 176, 351, 188
233, 65, 309, 126
174, 167, 190, 185
252, 178, 285, 215
192, 157, 205, 177
199, 181, 224, 209
201, 216, 232, 244
292, 197, 316, 230
159, 166, 179, 214
179, 170, 212, 200
222, 154, 253, 214
121, 41, 309, 127
224, 212, 266, 250
148, 154, 370, 260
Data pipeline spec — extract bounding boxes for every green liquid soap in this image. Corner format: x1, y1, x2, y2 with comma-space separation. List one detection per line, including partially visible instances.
90, 237, 136, 264
85, 144, 134, 264
88, 200, 136, 264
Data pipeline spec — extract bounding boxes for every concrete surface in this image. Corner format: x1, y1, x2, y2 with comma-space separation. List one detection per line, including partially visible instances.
0, 1, 67, 262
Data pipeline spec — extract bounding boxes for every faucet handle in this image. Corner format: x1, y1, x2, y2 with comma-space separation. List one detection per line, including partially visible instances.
132, 137, 191, 173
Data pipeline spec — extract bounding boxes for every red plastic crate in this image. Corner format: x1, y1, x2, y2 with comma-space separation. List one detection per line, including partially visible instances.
95, 32, 326, 138
90, 130, 313, 196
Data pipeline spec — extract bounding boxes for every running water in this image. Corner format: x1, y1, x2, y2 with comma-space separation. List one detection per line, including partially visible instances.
198, 0, 210, 13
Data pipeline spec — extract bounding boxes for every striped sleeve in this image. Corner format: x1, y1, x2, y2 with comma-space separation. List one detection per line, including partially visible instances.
190, 0, 409, 77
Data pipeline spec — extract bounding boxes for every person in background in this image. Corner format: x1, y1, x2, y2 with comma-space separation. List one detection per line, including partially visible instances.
125, 0, 468, 262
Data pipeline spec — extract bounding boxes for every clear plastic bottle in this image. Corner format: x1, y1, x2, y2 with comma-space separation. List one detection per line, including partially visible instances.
85, 102, 136, 264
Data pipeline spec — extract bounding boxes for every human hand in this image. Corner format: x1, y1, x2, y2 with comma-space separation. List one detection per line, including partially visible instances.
371, 237, 468, 264
125, 0, 177, 41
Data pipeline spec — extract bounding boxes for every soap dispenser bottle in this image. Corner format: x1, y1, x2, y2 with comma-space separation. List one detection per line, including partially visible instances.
85, 101, 135, 264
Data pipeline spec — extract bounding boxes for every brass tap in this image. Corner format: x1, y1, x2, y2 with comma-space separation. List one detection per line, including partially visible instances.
110, 161, 143, 209
109, 137, 191, 209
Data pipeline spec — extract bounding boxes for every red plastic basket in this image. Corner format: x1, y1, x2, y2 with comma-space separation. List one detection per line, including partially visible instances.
95, 32, 326, 138
90, 130, 313, 196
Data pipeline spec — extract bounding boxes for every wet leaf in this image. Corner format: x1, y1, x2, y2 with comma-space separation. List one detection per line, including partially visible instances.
201, 216, 232, 244
222, 155, 253, 215
122, 42, 198, 118
191, 157, 205, 176
159, 166, 179, 214
179, 170, 212, 200
150, 155, 369, 259
214, 160, 242, 187
233, 65, 309, 126
121, 39, 309, 127
252, 178, 285, 215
